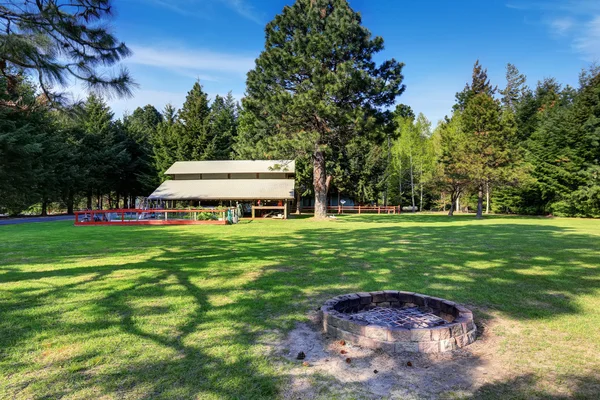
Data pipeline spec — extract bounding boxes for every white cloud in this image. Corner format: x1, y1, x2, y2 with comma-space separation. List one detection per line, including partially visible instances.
573, 16, 600, 61
128, 44, 256, 77
144, 0, 264, 24
219, 0, 264, 24
549, 17, 575, 36
509, 1, 600, 61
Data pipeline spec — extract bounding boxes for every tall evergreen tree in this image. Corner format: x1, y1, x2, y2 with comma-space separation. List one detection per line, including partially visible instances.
0, 73, 47, 213
242, 0, 405, 218
79, 93, 127, 208
177, 81, 211, 160
501, 63, 527, 111
206, 92, 237, 159
454, 60, 497, 112
153, 104, 179, 176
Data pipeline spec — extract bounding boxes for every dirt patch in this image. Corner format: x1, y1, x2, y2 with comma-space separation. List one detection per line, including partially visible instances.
276, 312, 515, 399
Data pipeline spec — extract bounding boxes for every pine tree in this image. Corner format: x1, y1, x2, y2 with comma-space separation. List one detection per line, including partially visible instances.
79, 93, 126, 208
462, 92, 516, 218
431, 114, 471, 216
501, 63, 527, 110
121, 105, 162, 202
153, 104, 179, 176
454, 60, 497, 112
178, 81, 211, 160
242, 0, 405, 218
206, 93, 237, 159
1, 0, 135, 104
0, 73, 46, 213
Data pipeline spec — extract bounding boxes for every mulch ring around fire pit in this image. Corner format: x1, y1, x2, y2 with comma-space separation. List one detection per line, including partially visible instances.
276, 311, 513, 400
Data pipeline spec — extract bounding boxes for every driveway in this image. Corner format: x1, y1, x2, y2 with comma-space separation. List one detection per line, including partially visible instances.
0, 215, 74, 226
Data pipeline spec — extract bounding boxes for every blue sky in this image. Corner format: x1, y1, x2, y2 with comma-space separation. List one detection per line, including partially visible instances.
85, 0, 600, 125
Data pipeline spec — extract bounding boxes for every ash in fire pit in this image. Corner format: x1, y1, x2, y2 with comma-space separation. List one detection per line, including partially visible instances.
320, 291, 476, 353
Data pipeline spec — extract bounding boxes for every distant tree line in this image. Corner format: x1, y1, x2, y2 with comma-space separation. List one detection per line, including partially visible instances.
0, 74, 240, 215
388, 61, 600, 218
1, 0, 598, 218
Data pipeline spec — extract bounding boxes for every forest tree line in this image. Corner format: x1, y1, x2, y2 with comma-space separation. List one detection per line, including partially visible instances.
2, 59, 599, 217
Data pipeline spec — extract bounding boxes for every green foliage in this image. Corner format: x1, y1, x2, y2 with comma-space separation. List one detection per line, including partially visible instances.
177, 81, 211, 160
0, 0, 135, 104
241, 0, 405, 217
206, 92, 238, 160
197, 211, 218, 221
0, 74, 47, 213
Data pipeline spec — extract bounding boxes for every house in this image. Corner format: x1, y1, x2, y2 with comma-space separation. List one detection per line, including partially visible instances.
148, 160, 295, 218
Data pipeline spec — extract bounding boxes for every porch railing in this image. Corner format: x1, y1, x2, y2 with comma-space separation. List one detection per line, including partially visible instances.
74, 208, 239, 226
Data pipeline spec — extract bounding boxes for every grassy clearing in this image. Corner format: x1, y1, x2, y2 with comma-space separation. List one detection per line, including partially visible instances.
1, 214, 599, 399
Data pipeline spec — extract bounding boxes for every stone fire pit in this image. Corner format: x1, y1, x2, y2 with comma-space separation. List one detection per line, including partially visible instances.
319, 291, 476, 353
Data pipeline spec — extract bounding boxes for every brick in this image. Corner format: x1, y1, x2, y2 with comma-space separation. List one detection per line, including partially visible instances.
337, 328, 359, 343
440, 338, 457, 352
371, 291, 386, 303
324, 313, 339, 328
364, 325, 388, 341
441, 301, 456, 314
398, 291, 415, 303
388, 327, 411, 341
356, 292, 372, 305
427, 297, 443, 309
466, 329, 477, 344
335, 316, 353, 332
389, 300, 401, 308
418, 341, 440, 353
344, 293, 361, 307
449, 323, 464, 337
412, 294, 427, 306
395, 341, 419, 353
455, 334, 470, 348
462, 319, 475, 333
345, 319, 369, 335
455, 304, 473, 315
384, 290, 400, 301
430, 326, 451, 341
378, 301, 391, 307
411, 328, 431, 342
324, 323, 338, 336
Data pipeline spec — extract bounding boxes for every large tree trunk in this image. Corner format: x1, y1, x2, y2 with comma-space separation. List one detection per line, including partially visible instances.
448, 191, 457, 216
485, 181, 490, 214
86, 191, 92, 209
313, 148, 328, 219
67, 192, 74, 215
456, 194, 460, 213
41, 200, 48, 217
294, 189, 301, 214
476, 184, 484, 218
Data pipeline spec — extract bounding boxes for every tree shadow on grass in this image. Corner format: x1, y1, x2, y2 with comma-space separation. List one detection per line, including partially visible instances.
1, 217, 600, 398
471, 373, 600, 399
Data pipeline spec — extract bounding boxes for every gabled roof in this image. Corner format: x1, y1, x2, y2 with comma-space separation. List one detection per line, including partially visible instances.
148, 179, 295, 200
164, 160, 295, 175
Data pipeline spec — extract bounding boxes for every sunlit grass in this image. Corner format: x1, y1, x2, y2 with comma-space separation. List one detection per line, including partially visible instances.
1, 214, 599, 398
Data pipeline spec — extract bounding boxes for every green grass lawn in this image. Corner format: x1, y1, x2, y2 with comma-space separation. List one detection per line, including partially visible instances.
1, 214, 600, 399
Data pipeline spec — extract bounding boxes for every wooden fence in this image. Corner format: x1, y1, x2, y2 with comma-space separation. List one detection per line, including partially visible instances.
299, 205, 400, 215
